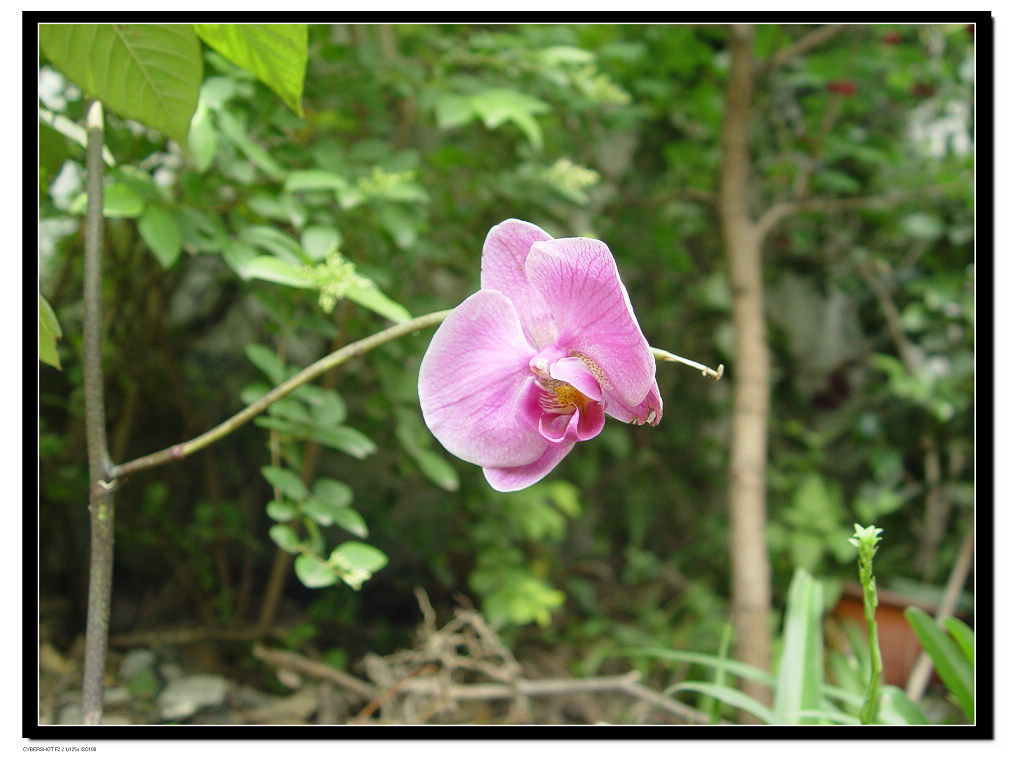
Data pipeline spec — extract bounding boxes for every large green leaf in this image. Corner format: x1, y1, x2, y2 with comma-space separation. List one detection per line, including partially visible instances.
468, 88, 550, 150
773, 568, 825, 724
905, 608, 974, 721
40, 24, 202, 147
433, 88, 551, 150
193, 24, 307, 116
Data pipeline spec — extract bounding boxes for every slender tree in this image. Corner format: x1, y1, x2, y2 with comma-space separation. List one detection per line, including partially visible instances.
718, 24, 773, 714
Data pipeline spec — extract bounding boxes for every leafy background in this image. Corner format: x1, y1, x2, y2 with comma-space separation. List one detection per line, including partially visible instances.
38, 23, 976, 724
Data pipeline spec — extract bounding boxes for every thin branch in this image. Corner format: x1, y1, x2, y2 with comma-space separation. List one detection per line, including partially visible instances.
757, 24, 851, 79
855, 256, 918, 373
757, 186, 953, 242
111, 309, 452, 482
790, 93, 843, 200
633, 187, 716, 208
80, 100, 114, 726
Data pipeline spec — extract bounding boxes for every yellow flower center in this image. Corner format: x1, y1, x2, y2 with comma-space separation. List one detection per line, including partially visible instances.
540, 377, 590, 414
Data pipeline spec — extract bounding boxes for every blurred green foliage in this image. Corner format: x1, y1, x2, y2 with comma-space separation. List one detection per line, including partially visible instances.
39, 23, 974, 703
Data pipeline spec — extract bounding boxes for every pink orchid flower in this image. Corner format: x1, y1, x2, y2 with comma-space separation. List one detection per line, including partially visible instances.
418, 219, 662, 492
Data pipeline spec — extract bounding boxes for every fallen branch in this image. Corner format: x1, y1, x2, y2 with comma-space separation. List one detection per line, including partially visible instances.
253, 643, 717, 724
253, 644, 378, 701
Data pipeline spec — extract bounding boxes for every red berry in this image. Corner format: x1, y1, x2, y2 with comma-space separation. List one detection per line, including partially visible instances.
826, 80, 858, 96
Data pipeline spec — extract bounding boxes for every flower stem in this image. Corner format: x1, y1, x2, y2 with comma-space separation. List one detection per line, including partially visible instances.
850, 524, 884, 725
112, 309, 453, 481
651, 347, 724, 380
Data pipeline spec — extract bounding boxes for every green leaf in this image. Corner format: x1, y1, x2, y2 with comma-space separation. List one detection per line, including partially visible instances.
138, 205, 182, 268
222, 240, 259, 274
267, 397, 311, 424
260, 465, 308, 500
292, 385, 346, 426
433, 93, 475, 129
253, 418, 376, 459
39, 294, 62, 370
879, 685, 929, 725
245, 343, 287, 384
322, 426, 377, 459
39, 24, 202, 146
774, 568, 825, 724
944, 617, 974, 665
294, 554, 338, 588
268, 524, 300, 553
669, 681, 778, 725
302, 499, 368, 538
394, 411, 460, 491
285, 169, 351, 193
413, 449, 460, 492
536, 45, 595, 66
240, 256, 313, 288
332, 541, 388, 573
325, 541, 387, 590
214, 109, 285, 180
193, 24, 308, 116
187, 99, 217, 173
312, 478, 354, 508
70, 183, 147, 219
469, 88, 551, 150
266, 499, 296, 522
300, 225, 342, 260
175, 208, 228, 253
476, 573, 565, 628
826, 651, 864, 698
239, 225, 305, 264
345, 280, 412, 323
904, 607, 974, 721
619, 647, 775, 686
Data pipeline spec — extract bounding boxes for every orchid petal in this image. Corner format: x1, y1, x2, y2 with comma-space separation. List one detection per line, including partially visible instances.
418, 290, 547, 468
538, 401, 605, 444
483, 443, 572, 492
480, 219, 557, 348
603, 379, 663, 426
526, 237, 656, 407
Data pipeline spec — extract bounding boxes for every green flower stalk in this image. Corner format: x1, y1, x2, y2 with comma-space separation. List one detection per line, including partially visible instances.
849, 523, 884, 725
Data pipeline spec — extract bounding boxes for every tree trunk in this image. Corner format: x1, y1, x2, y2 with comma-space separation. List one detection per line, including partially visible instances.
718, 23, 773, 716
